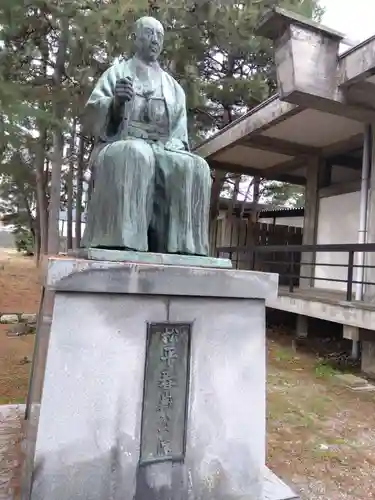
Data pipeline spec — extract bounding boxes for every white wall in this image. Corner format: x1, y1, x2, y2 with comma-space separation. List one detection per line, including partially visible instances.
315, 191, 360, 291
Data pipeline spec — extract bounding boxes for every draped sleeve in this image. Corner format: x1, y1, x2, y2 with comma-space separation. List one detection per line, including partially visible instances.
84, 62, 129, 141
165, 81, 190, 152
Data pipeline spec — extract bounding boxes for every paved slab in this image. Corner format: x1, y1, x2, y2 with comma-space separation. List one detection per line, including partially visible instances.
0, 405, 24, 500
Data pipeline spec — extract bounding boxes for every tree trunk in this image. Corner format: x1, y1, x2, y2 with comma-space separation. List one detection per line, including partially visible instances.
75, 130, 85, 248
253, 177, 260, 205
34, 211, 41, 262
33, 37, 49, 261
67, 119, 77, 250
230, 174, 240, 213
48, 131, 64, 255
209, 99, 234, 226
35, 129, 48, 258
209, 169, 226, 222
47, 18, 69, 255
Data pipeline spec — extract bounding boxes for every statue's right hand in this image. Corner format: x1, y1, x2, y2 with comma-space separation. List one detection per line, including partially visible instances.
114, 77, 134, 105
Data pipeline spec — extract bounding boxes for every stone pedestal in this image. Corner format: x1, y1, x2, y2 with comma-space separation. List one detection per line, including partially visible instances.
21, 256, 297, 500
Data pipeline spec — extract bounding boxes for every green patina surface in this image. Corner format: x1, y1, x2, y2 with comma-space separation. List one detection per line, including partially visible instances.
82, 17, 211, 257
77, 248, 232, 269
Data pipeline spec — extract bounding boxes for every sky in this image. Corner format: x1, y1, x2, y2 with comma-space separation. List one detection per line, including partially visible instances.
321, 0, 375, 43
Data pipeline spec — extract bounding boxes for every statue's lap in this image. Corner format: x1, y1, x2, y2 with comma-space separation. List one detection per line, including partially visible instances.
100, 138, 209, 172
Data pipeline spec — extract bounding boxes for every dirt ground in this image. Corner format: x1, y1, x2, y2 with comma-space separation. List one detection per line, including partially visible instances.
0, 248, 41, 313
0, 248, 40, 404
1, 249, 375, 499
267, 333, 375, 499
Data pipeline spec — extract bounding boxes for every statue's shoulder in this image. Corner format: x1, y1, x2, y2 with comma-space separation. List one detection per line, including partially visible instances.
162, 69, 186, 99
113, 57, 133, 74
95, 59, 129, 82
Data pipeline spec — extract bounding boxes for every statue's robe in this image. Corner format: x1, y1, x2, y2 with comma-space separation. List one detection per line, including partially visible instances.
82, 56, 211, 255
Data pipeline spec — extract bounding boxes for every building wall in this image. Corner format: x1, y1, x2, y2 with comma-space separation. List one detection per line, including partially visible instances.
315, 190, 361, 291
260, 216, 304, 228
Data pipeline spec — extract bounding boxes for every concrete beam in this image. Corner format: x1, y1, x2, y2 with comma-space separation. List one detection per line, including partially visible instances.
195, 96, 300, 159
319, 180, 361, 198
322, 133, 363, 157
344, 81, 375, 110
240, 135, 320, 157
327, 155, 362, 170
261, 155, 308, 176
339, 35, 375, 87
209, 160, 306, 185
284, 91, 375, 124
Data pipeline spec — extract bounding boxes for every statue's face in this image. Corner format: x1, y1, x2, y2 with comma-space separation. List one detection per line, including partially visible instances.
134, 17, 164, 62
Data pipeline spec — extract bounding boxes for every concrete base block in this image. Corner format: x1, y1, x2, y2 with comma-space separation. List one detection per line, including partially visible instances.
21, 258, 287, 500
361, 340, 375, 378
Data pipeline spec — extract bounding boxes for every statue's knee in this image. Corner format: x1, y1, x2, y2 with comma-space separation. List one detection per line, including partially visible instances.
195, 157, 210, 175
178, 156, 211, 181
123, 140, 153, 165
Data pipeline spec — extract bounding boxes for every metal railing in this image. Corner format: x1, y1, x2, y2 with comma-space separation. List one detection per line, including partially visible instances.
215, 243, 375, 302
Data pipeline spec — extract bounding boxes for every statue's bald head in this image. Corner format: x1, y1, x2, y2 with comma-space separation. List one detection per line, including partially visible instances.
133, 16, 164, 62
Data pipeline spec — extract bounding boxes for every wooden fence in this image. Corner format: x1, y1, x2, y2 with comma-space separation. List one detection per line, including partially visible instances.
211, 217, 303, 285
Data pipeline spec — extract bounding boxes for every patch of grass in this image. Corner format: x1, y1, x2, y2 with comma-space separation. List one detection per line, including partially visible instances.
0, 396, 25, 405
314, 359, 338, 379
307, 395, 333, 416
273, 346, 296, 363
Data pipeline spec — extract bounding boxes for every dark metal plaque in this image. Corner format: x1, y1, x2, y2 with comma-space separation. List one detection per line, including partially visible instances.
140, 322, 191, 465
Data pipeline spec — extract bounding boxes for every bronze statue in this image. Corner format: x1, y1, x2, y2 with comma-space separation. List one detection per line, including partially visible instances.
82, 16, 211, 255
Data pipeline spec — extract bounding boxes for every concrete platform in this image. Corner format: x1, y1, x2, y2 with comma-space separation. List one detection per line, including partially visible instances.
267, 286, 375, 330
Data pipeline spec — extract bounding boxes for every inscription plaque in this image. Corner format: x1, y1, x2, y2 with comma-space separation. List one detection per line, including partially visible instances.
140, 322, 191, 465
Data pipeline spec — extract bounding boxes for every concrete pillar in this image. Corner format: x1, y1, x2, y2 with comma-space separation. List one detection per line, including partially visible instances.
296, 315, 308, 339
343, 325, 360, 360
300, 156, 320, 288
364, 126, 375, 302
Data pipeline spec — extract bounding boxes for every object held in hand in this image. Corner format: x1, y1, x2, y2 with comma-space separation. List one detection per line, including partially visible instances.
114, 77, 134, 105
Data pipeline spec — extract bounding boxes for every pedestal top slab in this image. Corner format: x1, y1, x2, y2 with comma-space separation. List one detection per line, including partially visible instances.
68, 248, 232, 269
46, 257, 278, 300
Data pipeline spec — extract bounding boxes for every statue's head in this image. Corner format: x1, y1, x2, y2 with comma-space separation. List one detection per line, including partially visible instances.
133, 16, 164, 62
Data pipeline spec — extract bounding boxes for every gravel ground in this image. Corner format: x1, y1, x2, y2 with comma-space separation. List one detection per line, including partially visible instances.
267, 337, 375, 499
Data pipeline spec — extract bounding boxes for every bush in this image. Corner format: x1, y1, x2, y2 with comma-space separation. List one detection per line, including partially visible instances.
14, 229, 34, 256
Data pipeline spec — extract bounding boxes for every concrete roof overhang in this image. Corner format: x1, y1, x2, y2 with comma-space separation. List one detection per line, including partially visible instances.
194, 8, 375, 186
